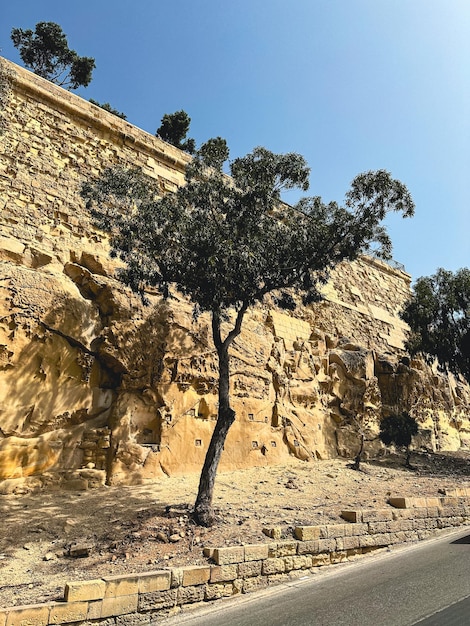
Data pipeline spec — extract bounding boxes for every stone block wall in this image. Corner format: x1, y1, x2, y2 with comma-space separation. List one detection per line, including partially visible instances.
1, 494, 469, 624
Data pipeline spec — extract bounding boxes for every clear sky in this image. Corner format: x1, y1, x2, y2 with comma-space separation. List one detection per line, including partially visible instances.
1, 1, 469, 281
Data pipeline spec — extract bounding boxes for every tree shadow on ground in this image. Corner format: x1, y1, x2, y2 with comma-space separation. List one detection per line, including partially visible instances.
365, 450, 470, 478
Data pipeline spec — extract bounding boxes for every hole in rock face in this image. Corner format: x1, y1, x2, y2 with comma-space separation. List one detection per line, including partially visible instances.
195, 439, 202, 447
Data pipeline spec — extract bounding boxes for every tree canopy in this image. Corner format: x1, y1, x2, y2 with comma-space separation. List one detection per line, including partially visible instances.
82, 141, 414, 525
156, 110, 196, 154
401, 268, 470, 382
11, 22, 95, 89
379, 412, 418, 467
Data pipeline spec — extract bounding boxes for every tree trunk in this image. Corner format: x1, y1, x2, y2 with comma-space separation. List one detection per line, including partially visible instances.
193, 306, 247, 526
405, 447, 413, 469
352, 432, 365, 471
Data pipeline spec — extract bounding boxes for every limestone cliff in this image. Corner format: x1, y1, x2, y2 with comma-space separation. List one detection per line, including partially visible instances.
0, 58, 469, 492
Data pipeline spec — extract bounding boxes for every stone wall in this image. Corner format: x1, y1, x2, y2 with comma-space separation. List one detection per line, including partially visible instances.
0, 57, 469, 490
1, 490, 469, 623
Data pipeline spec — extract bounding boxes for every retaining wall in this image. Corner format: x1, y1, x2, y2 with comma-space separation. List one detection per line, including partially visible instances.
1, 492, 469, 625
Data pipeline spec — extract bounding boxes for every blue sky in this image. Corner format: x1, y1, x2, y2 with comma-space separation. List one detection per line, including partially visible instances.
2, 1, 469, 281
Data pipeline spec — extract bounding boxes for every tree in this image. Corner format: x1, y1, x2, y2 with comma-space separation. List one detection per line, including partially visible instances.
82, 143, 414, 526
156, 110, 196, 154
379, 412, 418, 468
11, 22, 95, 89
401, 268, 470, 383
89, 99, 127, 120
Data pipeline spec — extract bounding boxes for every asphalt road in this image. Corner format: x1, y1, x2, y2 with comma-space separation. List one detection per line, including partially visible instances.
163, 527, 470, 626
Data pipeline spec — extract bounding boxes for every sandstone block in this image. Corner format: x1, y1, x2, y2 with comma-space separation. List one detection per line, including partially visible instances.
290, 554, 311, 569
350, 523, 369, 536
318, 538, 337, 553
103, 574, 139, 598
232, 578, 243, 594
441, 497, 458, 507
210, 565, 238, 583
445, 488, 470, 497
361, 509, 394, 523
367, 521, 389, 534
64, 579, 106, 602
5, 604, 50, 626
336, 535, 360, 550
413, 518, 427, 530
267, 573, 289, 585
341, 510, 361, 523
330, 551, 348, 564
262, 527, 282, 540
101, 594, 138, 618
244, 543, 269, 561
270, 540, 298, 557
297, 540, 319, 555
170, 568, 183, 588
294, 526, 321, 541
262, 557, 285, 575
359, 534, 379, 548
213, 546, 244, 565
177, 585, 205, 605
204, 583, 234, 601
86, 600, 103, 620
48, 600, 89, 624
238, 560, 262, 578
242, 576, 268, 594
137, 570, 171, 593
388, 497, 409, 509
203, 547, 215, 559
0, 611, 6, 626
138, 589, 177, 612
325, 524, 349, 538
181, 565, 211, 587
311, 553, 331, 567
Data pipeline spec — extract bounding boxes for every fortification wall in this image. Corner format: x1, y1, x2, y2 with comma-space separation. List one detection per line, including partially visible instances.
0, 57, 468, 492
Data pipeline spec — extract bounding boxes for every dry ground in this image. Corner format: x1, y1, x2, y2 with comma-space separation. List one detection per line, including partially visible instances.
1, 451, 469, 608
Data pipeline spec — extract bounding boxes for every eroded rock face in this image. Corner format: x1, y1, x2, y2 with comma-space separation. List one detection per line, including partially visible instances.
0, 57, 469, 492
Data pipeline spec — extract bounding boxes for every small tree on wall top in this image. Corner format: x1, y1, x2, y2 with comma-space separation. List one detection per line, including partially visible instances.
156, 110, 196, 154
82, 141, 414, 526
11, 22, 95, 89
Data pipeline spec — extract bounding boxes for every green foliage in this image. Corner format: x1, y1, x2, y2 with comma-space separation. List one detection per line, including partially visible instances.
11, 22, 95, 89
197, 137, 229, 171
89, 99, 127, 120
379, 412, 418, 448
401, 268, 470, 382
379, 413, 418, 467
83, 141, 414, 525
82, 143, 414, 316
156, 110, 196, 154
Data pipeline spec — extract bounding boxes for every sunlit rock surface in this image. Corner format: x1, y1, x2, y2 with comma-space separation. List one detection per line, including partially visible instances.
0, 57, 468, 491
